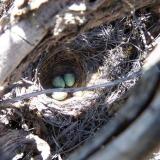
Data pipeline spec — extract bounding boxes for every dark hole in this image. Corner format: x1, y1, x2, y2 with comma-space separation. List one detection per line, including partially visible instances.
88, 0, 97, 3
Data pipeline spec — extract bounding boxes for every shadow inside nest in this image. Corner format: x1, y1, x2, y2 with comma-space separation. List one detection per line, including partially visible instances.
2, 8, 159, 159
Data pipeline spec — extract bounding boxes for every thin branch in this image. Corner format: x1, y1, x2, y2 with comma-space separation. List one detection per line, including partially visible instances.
0, 71, 141, 104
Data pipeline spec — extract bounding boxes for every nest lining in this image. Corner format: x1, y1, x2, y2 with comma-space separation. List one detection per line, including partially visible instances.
38, 49, 86, 90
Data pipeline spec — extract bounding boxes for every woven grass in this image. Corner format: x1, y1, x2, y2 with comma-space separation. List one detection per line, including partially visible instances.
32, 15, 145, 116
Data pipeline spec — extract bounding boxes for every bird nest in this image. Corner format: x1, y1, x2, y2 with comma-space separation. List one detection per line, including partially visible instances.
32, 16, 145, 118
36, 44, 108, 116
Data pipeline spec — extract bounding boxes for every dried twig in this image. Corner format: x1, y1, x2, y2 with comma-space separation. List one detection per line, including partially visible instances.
0, 71, 141, 104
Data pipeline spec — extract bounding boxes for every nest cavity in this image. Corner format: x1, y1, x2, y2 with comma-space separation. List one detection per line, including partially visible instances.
38, 48, 86, 89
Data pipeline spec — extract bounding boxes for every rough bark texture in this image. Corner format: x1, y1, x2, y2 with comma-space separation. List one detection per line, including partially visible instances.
0, 0, 160, 85
0, 123, 50, 160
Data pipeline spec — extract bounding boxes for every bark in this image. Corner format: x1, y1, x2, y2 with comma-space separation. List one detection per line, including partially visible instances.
0, 123, 50, 160
0, 0, 159, 85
